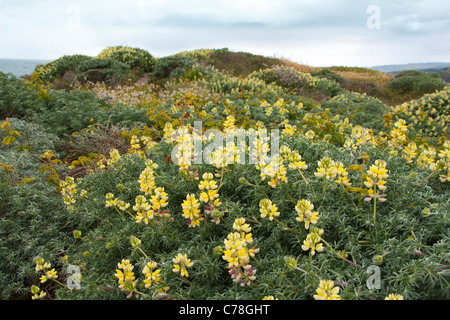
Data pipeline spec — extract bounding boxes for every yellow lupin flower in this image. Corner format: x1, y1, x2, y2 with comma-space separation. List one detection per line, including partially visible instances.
385, 293, 404, 300
198, 172, 217, 190
115, 259, 136, 293
142, 261, 163, 289
295, 199, 319, 230
138, 167, 156, 195
150, 187, 169, 211
302, 233, 324, 256
172, 253, 194, 277
133, 195, 152, 224
364, 160, 389, 203
259, 198, 280, 221
314, 157, 338, 180
288, 150, 308, 171
31, 285, 47, 300
314, 280, 341, 300
182, 194, 203, 227
260, 154, 287, 188
40, 268, 58, 283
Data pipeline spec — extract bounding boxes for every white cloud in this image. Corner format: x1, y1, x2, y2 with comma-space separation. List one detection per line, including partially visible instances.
0, 0, 449, 66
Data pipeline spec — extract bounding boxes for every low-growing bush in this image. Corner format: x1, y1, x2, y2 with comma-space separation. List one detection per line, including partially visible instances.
96, 46, 156, 73
250, 65, 316, 93
0, 72, 40, 118
1, 47, 449, 302
33, 54, 92, 83
391, 86, 450, 141
150, 56, 197, 83
76, 58, 134, 86
311, 68, 348, 86
321, 92, 389, 132
389, 70, 446, 95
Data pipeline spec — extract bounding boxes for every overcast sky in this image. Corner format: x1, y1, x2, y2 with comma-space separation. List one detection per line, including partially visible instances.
0, 0, 449, 67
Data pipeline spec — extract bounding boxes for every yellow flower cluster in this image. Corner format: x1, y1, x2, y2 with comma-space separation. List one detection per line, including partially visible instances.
351, 126, 376, 147
142, 261, 163, 289
149, 187, 170, 219
250, 134, 270, 169
295, 199, 319, 230
35, 257, 58, 284
133, 195, 152, 224
106, 149, 121, 167
1, 118, 20, 145
163, 122, 175, 143
59, 176, 77, 212
182, 194, 202, 227
385, 293, 404, 300
105, 192, 118, 207
181, 173, 224, 227
260, 154, 287, 188
438, 140, 450, 182
172, 253, 194, 277
173, 126, 197, 173
198, 173, 223, 224
138, 166, 156, 195
31, 285, 47, 300
302, 227, 324, 256
223, 115, 236, 133
208, 142, 239, 170
259, 198, 280, 221
314, 279, 341, 300
364, 160, 389, 203
282, 123, 297, 138
222, 218, 259, 286
314, 157, 338, 180
114, 259, 138, 298
287, 150, 308, 172
129, 134, 158, 158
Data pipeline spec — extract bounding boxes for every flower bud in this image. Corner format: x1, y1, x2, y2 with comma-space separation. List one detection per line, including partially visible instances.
372, 255, 383, 265
73, 230, 82, 239
238, 177, 247, 184
31, 285, 40, 295
214, 246, 224, 255
106, 242, 114, 250
124, 279, 136, 293
422, 208, 431, 217
130, 235, 141, 248
284, 256, 298, 270
105, 192, 114, 200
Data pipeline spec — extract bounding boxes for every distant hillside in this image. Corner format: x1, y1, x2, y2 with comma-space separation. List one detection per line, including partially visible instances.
370, 62, 450, 74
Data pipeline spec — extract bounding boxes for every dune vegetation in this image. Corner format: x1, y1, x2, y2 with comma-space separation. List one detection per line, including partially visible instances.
0, 46, 449, 300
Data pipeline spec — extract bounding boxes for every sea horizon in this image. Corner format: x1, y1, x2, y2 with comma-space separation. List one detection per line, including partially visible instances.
0, 58, 50, 77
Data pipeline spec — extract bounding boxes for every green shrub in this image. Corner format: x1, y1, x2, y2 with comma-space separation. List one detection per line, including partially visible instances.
311, 69, 348, 86
391, 86, 450, 141
389, 70, 446, 95
250, 65, 316, 93
96, 46, 156, 73
439, 68, 450, 83
76, 59, 134, 86
307, 78, 344, 98
150, 56, 197, 83
33, 55, 92, 83
28, 89, 149, 138
0, 72, 40, 118
321, 92, 389, 132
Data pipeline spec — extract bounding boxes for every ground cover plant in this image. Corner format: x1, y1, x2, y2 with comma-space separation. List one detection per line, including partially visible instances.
0, 47, 449, 301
